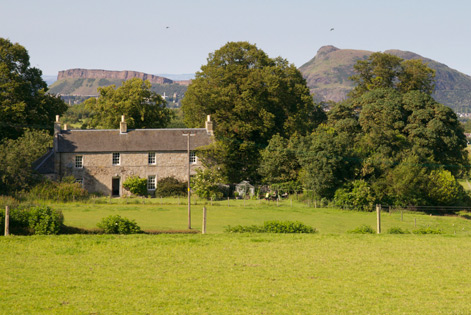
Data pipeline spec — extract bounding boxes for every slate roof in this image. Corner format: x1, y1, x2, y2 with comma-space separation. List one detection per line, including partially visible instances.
57, 128, 213, 153
32, 148, 55, 174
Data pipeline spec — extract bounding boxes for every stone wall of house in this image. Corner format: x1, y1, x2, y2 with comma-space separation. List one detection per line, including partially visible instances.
58, 151, 201, 196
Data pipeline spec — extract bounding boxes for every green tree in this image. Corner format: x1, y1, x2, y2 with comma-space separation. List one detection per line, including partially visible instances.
84, 78, 172, 129
350, 52, 435, 98
0, 38, 67, 141
0, 129, 52, 194
296, 126, 358, 199
259, 134, 300, 184
182, 41, 326, 182
192, 168, 224, 200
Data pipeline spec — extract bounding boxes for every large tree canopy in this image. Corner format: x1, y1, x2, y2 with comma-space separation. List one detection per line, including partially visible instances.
182, 41, 325, 182
350, 52, 436, 98
300, 53, 468, 206
84, 78, 172, 129
0, 38, 67, 141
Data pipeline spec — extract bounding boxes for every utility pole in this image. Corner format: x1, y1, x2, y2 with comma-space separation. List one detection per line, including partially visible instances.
182, 132, 195, 229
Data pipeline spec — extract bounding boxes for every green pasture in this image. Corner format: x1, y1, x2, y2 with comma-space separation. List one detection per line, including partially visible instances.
3, 199, 471, 313
47, 197, 471, 235
2, 234, 471, 314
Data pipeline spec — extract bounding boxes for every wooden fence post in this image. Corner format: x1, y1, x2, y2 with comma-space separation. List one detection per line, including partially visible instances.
4, 206, 10, 236
202, 206, 207, 234
376, 204, 381, 234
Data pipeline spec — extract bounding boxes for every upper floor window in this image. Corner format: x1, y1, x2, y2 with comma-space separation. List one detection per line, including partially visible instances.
147, 175, 156, 190
190, 151, 197, 164
148, 152, 156, 165
112, 153, 120, 165
75, 155, 83, 168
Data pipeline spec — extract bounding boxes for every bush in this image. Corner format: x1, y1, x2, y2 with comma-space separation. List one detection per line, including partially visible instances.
97, 215, 141, 234
387, 227, 410, 234
155, 176, 187, 197
224, 225, 262, 233
28, 206, 64, 235
225, 220, 316, 234
192, 169, 224, 200
348, 224, 375, 234
412, 227, 443, 234
123, 176, 148, 196
262, 221, 317, 233
27, 179, 89, 202
334, 180, 376, 211
1, 205, 63, 235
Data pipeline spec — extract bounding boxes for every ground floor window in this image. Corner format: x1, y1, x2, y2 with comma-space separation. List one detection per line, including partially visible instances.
147, 175, 156, 190
75, 178, 83, 187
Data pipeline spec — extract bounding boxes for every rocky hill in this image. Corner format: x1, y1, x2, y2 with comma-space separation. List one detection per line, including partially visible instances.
49, 69, 190, 107
299, 46, 471, 113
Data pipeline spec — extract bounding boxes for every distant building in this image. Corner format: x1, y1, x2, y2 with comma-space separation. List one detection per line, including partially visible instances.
34, 115, 214, 196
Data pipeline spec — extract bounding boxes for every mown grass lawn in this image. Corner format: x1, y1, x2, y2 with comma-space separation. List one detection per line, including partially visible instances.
1, 234, 471, 314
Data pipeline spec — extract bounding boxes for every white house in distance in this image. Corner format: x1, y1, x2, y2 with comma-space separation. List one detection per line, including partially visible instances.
34, 115, 214, 196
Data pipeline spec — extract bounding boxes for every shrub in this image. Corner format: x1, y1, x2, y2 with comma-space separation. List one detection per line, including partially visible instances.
225, 221, 316, 234
224, 225, 262, 233
387, 227, 410, 234
262, 220, 317, 233
123, 176, 148, 196
412, 227, 443, 234
334, 180, 376, 211
192, 169, 224, 200
1, 205, 63, 235
348, 224, 375, 234
97, 215, 141, 234
155, 176, 187, 197
27, 179, 88, 202
28, 206, 64, 235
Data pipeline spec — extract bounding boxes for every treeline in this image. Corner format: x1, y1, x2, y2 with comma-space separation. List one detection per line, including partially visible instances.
184, 44, 469, 209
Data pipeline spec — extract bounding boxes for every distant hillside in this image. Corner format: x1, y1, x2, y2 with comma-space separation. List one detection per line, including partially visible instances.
299, 46, 471, 113
49, 69, 190, 107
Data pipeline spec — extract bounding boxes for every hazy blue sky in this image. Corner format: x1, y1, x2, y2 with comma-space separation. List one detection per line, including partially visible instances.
2, 0, 471, 76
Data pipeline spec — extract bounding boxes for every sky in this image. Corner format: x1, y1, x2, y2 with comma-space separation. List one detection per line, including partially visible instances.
2, 0, 471, 77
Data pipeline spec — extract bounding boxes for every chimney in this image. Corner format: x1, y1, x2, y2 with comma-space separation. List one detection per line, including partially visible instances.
54, 115, 61, 136
63, 124, 68, 131
205, 115, 214, 135
120, 115, 127, 133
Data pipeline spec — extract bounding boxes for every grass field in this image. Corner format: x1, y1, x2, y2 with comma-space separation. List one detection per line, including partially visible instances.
2, 234, 471, 314
49, 197, 471, 235
2, 199, 471, 314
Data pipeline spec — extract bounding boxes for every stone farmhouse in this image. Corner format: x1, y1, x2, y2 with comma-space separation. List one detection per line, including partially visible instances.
34, 115, 214, 196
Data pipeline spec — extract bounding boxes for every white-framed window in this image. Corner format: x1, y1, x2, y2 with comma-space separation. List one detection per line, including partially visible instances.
190, 151, 197, 164
147, 175, 156, 190
148, 152, 156, 165
75, 155, 83, 168
112, 153, 120, 165
75, 178, 83, 187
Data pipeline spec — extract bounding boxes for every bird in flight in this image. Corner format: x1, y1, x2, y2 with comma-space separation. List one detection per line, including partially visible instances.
330, 28, 334, 31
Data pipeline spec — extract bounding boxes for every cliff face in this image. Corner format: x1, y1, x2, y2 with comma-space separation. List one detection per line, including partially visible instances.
57, 69, 175, 85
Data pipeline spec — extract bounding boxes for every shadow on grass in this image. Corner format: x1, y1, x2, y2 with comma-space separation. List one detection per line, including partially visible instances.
60, 225, 199, 235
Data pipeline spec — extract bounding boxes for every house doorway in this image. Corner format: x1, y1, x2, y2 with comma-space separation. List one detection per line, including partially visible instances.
112, 177, 120, 196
